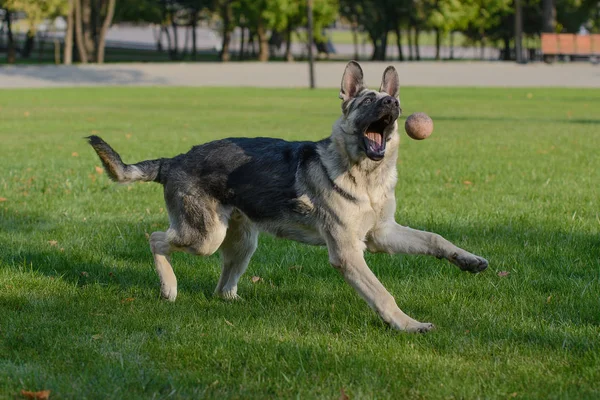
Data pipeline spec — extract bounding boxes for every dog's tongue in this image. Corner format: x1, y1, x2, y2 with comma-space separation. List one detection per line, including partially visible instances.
366, 132, 383, 150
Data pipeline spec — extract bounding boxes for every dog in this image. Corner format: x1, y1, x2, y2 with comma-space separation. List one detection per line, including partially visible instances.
88, 61, 488, 333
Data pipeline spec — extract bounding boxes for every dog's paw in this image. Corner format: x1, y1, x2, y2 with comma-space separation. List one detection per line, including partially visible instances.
449, 252, 488, 273
389, 313, 436, 333
160, 285, 177, 302
215, 288, 242, 301
407, 322, 435, 334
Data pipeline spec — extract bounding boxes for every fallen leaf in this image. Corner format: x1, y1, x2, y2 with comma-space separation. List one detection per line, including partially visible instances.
20, 390, 50, 400
125, 133, 132, 139
24, 111, 31, 117
71, 152, 79, 157
463, 180, 472, 185
59, 248, 64, 252
0, 197, 7, 202
48, 240, 58, 247
95, 166, 104, 174
526, 93, 533, 99
497, 271, 510, 277
510, 393, 518, 398
339, 387, 349, 400
121, 297, 134, 303
91, 334, 102, 340
546, 295, 552, 304
91, 130, 99, 134
80, 271, 89, 277
224, 319, 234, 327
251, 276, 261, 283
289, 265, 303, 271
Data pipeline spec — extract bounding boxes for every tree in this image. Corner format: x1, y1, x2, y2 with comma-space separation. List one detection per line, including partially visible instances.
3, 0, 68, 59
462, 0, 512, 59
72, 0, 116, 63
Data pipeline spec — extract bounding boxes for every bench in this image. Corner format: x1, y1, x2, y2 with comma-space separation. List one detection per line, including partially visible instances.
541, 33, 600, 63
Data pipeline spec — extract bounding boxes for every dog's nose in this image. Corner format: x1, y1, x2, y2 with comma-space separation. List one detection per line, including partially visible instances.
382, 96, 399, 107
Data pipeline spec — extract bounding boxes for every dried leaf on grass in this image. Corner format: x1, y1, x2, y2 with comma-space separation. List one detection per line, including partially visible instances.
95, 166, 104, 174
339, 388, 349, 400
251, 276, 262, 283
20, 390, 50, 400
497, 271, 510, 277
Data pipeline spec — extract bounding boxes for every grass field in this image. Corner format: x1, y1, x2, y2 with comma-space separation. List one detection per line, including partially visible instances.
0, 86, 599, 399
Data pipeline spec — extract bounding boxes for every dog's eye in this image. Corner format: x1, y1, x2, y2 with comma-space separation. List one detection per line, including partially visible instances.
363, 98, 372, 105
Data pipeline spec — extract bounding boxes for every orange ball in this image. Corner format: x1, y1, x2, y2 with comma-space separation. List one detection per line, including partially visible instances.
405, 112, 433, 140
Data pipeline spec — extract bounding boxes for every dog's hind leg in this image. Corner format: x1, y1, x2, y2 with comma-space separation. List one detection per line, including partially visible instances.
150, 197, 231, 301
214, 211, 258, 300
150, 231, 178, 301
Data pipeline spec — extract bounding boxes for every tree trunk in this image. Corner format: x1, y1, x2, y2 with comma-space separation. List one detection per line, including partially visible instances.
96, 0, 116, 63
163, 25, 172, 55
191, 12, 197, 61
81, 0, 95, 62
395, 27, 403, 61
502, 35, 510, 60
239, 26, 245, 60
449, 31, 454, 60
64, 0, 74, 64
480, 38, 485, 60
170, 21, 179, 60
220, 1, 232, 62
542, 0, 556, 33
435, 28, 441, 60
351, 18, 359, 60
285, 22, 293, 61
248, 32, 256, 57
380, 31, 388, 61
22, 31, 35, 58
74, 0, 88, 63
5, 11, 16, 64
415, 27, 421, 60
257, 19, 269, 62
407, 27, 413, 60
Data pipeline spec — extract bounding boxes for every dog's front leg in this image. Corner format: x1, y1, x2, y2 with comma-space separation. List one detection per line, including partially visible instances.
325, 236, 434, 333
367, 223, 488, 273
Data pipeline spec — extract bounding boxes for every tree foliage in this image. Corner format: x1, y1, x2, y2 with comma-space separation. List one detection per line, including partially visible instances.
2, 0, 599, 64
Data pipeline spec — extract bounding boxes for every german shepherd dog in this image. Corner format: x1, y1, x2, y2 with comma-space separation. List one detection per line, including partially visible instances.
88, 61, 488, 333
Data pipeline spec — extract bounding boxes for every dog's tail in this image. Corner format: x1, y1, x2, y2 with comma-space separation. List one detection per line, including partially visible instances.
87, 135, 165, 184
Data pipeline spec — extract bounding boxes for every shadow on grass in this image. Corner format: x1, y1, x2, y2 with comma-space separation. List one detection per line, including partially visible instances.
1, 205, 598, 328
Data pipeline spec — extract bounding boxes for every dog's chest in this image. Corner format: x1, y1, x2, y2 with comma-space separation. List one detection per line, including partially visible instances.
350, 168, 397, 239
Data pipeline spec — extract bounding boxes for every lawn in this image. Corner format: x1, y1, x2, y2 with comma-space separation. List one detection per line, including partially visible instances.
0, 86, 599, 399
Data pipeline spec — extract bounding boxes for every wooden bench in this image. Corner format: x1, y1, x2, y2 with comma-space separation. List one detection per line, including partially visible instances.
541, 33, 600, 62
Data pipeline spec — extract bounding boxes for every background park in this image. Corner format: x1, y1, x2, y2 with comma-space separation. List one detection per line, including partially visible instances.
1, 1, 599, 399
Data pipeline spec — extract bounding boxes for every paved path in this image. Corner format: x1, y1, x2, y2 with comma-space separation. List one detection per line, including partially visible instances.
1, 61, 599, 89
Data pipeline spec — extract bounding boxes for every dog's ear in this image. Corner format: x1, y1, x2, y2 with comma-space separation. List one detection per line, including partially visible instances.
339, 61, 365, 101
379, 66, 399, 98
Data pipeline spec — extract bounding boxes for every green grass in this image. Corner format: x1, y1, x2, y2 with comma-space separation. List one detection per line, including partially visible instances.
0, 86, 599, 399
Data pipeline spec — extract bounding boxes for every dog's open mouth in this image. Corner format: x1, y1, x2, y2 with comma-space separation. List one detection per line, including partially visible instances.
363, 115, 392, 161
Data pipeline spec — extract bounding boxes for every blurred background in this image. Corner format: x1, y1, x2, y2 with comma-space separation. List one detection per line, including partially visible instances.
0, 0, 599, 65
